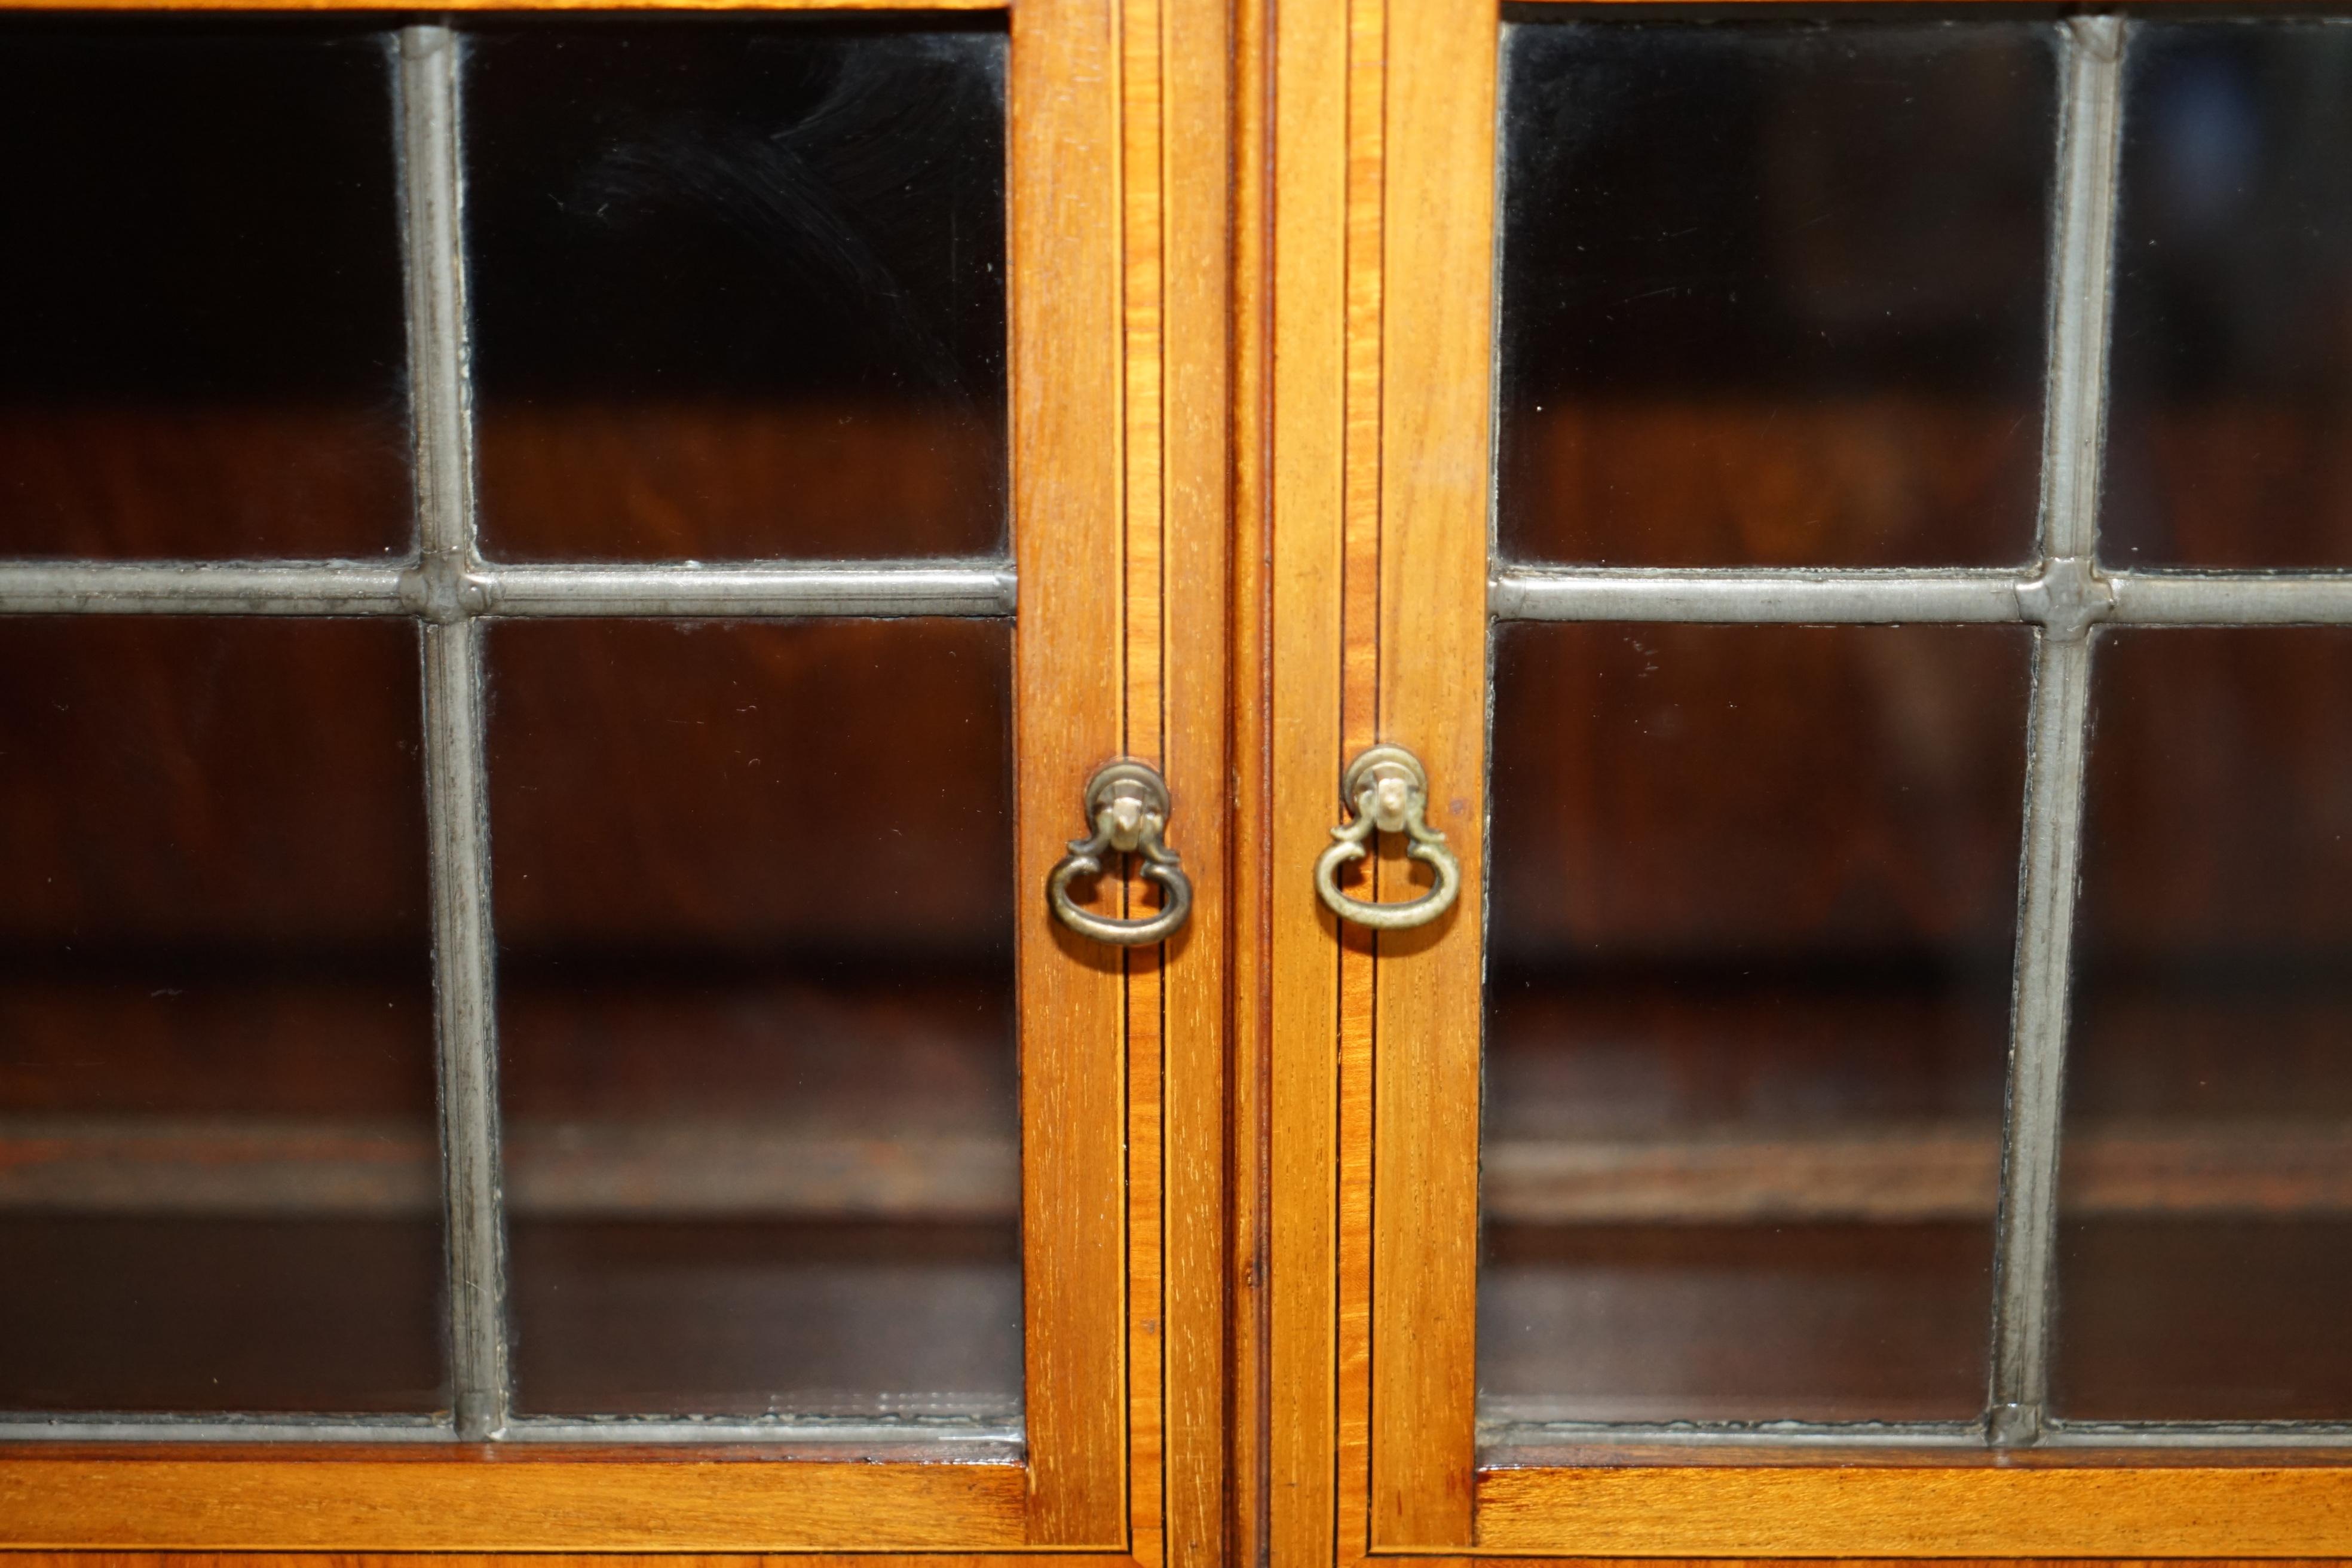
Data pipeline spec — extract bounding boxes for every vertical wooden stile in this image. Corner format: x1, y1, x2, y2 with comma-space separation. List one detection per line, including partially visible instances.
1227, 0, 1278, 1552
1368, 0, 1496, 1546
1012, 0, 1131, 1541
1160, 0, 1239, 1558
1267, 0, 1352, 1558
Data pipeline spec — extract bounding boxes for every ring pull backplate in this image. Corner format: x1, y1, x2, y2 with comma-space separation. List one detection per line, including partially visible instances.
1048, 760, 1193, 947
1315, 743, 1462, 931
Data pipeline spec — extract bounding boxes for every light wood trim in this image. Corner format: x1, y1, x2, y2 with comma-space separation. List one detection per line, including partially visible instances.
1364, 0, 1496, 1549
1473, 1465, 2352, 1557
1333, 0, 1384, 1560
1011, 0, 1131, 1545
1128, 933, 1169, 1562
6, 1559, 2348, 1568
1, 1558, 1146, 1568
1121, 0, 1168, 1560
1266, 0, 1350, 1563
0, 1456, 1025, 1552
1159, 0, 1236, 1557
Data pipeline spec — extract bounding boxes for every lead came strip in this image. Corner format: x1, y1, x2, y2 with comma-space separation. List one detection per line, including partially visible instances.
400, 21, 514, 1443
0, 560, 1016, 618
1489, 566, 2352, 629
1986, 13, 2126, 1450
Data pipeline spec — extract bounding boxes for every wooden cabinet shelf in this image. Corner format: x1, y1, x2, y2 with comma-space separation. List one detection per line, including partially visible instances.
0, 1116, 1018, 1220
11, 1114, 2346, 1224
1484, 1122, 2352, 1224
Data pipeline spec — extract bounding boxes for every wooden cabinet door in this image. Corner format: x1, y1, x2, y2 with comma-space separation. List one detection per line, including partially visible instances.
1255, 0, 2352, 1560
0, 2, 1233, 1561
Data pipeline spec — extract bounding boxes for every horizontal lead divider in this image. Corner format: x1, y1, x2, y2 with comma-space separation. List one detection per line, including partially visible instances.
0, 1416, 451, 1444
0, 561, 409, 616
0, 560, 1016, 619
2110, 571, 2352, 626
503, 1417, 1024, 1452
486, 561, 1015, 618
1478, 1418, 1985, 1455
1481, 1418, 2352, 1457
1493, 565, 2352, 628
2044, 1421, 2352, 1448
16, 561, 2347, 627
0, 1414, 1022, 1451
1490, 568, 2025, 624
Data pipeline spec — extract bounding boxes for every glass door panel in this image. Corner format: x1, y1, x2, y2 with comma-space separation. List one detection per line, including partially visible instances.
488, 618, 1018, 1423
2059, 626, 2352, 1420
1494, 17, 2056, 569
1472, 6, 2352, 1461
0, 23, 411, 561
1482, 621, 2028, 1425
0, 618, 439, 1414
463, 21, 1008, 563
2102, 23, 2352, 569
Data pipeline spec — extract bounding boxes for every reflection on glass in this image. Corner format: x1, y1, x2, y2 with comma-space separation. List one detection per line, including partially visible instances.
0, 24, 410, 561
465, 21, 1009, 563
2104, 24, 2352, 569
1480, 624, 2029, 1424
1494, 19, 2054, 568
487, 619, 1019, 1419
0, 620, 440, 1413
2057, 629, 2352, 1420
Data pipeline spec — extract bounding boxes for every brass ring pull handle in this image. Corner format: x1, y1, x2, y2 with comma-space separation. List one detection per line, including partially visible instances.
1049, 760, 1193, 946
1315, 744, 1461, 931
